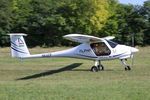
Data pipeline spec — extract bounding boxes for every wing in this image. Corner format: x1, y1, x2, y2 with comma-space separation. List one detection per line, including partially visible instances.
103, 36, 115, 40
63, 34, 115, 43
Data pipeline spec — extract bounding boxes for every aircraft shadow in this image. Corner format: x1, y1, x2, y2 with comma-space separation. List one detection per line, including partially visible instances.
70, 69, 115, 71
17, 63, 82, 80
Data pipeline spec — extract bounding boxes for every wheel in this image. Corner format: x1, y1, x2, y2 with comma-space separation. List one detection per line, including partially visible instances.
125, 67, 128, 71
125, 66, 131, 71
91, 66, 98, 72
127, 66, 131, 70
98, 65, 104, 71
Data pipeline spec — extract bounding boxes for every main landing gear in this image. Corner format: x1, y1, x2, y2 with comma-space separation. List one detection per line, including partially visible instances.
120, 59, 131, 71
91, 60, 104, 72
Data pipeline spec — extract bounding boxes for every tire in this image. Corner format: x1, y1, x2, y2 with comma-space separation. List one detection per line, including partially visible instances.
98, 65, 104, 71
125, 67, 128, 71
91, 66, 98, 72
101, 65, 104, 70
125, 66, 131, 71
127, 66, 131, 70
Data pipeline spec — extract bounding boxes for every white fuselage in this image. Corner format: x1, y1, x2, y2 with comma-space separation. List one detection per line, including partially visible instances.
22, 42, 136, 61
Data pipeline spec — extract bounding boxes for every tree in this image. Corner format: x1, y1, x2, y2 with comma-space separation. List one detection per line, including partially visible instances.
26, 0, 111, 46
89, 0, 110, 35
140, 0, 150, 45
100, 0, 119, 37
101, 2, 146, 46
0, 0, 13, 46
1, 0, 149, 47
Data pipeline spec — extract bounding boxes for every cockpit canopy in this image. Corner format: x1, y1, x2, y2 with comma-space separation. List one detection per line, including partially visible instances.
90, 42, 111, 56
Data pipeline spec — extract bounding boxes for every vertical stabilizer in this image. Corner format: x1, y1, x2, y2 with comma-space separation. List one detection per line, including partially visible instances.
8, 33, 30, 58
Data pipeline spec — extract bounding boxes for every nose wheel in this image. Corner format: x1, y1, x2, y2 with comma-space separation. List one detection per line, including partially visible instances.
91, 60, 104, 72
125, 66, 131, 70
120, 59, 131, 71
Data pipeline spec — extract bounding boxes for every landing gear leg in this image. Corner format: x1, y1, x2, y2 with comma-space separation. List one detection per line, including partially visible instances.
91, 60, 104, 72
120, 59, 131, 71
98, 60, 104, 71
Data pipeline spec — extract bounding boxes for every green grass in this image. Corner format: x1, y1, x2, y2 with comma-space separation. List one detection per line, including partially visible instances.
0, 46, 150, 100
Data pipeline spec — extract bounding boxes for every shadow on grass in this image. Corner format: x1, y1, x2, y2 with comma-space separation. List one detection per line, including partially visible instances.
70, 69, 115, 71
17, 63, 82, 80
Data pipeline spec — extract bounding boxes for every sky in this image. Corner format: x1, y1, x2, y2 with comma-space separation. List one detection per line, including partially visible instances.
118, 0, 148, 5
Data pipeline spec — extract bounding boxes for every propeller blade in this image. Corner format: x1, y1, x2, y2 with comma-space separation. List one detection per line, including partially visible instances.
131, 54, 134, 67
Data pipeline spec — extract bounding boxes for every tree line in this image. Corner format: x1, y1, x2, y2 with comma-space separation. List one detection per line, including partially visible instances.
0, 0, 150, 47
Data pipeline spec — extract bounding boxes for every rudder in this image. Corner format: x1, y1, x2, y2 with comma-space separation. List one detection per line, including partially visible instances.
8, 33, 30, 58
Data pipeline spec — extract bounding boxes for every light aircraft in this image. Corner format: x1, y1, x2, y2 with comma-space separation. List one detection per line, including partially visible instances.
8, 33, 139, 72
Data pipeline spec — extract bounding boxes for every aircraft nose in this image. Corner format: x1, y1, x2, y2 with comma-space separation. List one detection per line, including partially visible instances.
131, 47, 139, 53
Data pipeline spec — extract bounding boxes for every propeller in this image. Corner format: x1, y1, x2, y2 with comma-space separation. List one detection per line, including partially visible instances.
131, 53, 134, 67
130, 47, 139, 67
130, 33, 135, 67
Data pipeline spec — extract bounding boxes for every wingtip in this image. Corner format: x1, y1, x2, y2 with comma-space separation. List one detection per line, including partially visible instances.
103, 36, 115, 40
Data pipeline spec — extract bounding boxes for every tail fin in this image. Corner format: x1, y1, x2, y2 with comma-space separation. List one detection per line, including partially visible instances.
8, 33, 30, 58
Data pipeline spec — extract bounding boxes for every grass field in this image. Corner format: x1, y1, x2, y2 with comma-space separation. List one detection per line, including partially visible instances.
0, 46, 150, 100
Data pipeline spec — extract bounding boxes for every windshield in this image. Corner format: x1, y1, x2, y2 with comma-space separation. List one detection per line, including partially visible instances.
106, 40, 118, 48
